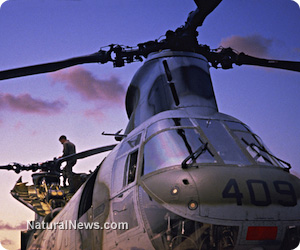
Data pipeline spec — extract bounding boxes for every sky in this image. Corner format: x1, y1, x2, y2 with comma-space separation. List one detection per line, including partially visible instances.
0, 0, 299, 249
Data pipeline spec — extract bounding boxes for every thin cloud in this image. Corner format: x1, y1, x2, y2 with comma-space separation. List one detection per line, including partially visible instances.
0, 93, 66, 114
0, 220, 27, 230
1, 238, 13, 246
84, 109, 105, 121
220, 34, 273, 58
14, 121, 24, 130
50, 66, 126, 104
294, 47, 300, 54
31, 130, 38, 136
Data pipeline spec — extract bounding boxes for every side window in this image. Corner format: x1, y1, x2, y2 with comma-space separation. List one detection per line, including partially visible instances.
118, 133, 141, 156
112, 133, 142, 194
126, 150, 138, 185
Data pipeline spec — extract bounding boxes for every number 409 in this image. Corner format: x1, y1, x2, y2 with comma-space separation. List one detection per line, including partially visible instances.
222, 179, 297, 207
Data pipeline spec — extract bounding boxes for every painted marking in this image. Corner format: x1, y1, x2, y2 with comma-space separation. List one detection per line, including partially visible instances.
222, 179, 297, 206
246, 226, 277, 241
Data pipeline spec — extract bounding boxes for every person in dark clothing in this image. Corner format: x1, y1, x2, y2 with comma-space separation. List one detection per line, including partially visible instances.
58, 135, 77, 193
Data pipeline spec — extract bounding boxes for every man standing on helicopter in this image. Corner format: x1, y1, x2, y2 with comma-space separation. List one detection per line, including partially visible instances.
58, 135, 76, 193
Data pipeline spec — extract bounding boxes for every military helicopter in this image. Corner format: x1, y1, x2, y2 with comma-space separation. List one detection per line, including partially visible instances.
0, 0, 300, 249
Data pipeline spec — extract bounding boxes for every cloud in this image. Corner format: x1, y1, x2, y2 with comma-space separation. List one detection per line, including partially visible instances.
294, 47, 300, 54
220, 34, 273, 58
49, 66, 126, 104
84, 109, 105, 121
14, 121, 24, 130
31, 130, 38, 136
0, 93, 66, 114
0, 220, 27, 230
1, 238, 13, 246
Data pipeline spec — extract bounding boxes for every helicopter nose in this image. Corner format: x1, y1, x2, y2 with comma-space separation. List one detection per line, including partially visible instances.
140, 167, 200, 219
141, 165, 300, 222
140, 165, 300, 249
187, 166, 300, 222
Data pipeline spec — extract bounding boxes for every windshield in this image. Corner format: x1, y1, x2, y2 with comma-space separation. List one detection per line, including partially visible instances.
195, 119, 250, 166
143, 127, 215, 175
143, 118, 282, 175
225, 121, 283, 167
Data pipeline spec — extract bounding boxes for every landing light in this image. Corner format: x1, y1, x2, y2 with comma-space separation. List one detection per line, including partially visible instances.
188, 200, 198, 210
171, 187, 179, 195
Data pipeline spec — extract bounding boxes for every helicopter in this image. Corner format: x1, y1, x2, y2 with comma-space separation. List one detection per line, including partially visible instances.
0, 0, 300, 249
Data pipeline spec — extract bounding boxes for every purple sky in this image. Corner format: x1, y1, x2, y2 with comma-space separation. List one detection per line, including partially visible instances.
0, 0, 300, 249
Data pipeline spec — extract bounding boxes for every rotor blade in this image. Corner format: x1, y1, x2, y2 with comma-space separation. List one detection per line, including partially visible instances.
236, 53, 300, 72
0, 165, 14, 171
190, 0, 222, 28
0, 51, 111, 81
0, 163, 37, 173
0, 144, 116, 173
56, 144, 117, 164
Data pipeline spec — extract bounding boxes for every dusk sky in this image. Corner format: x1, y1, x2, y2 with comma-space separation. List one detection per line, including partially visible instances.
0, 0, 300, 249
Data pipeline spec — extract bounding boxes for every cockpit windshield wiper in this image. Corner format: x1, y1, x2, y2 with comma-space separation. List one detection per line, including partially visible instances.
241, 138, 291, 170
181, 142, 208, 169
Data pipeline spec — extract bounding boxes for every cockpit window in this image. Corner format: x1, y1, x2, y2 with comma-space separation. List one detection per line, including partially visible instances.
196, 119, 250, 166
146, 118, 192, 138
225, 121, 282, 167
118, 133, 141, 156
225, 121, 249, 132
234, 131, 277, 166
143, 118, 283, 175
143, 128, 215, 175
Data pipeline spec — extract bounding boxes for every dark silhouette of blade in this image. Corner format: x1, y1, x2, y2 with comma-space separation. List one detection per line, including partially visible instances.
205, 48, 300, 73
236, 53, 300, 72
0, 165, 14, 171
0, 51, 110, 80
56, 144, 117, 165
0, 145, 116, 173
191, 0, 222, 27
